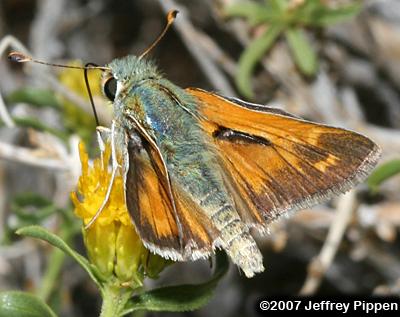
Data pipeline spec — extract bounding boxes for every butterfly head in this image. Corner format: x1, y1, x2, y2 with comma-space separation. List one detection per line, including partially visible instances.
100, 10, 178, 104
101, 55, 161, 103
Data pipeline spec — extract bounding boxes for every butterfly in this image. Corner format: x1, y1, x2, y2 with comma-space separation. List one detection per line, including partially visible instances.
9, 11, 381, 278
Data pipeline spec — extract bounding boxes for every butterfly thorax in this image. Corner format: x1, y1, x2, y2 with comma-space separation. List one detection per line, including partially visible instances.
108, 57, 230, 207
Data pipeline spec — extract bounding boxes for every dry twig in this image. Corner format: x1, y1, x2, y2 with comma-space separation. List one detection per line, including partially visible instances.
0, 140, 68, 170
156, 0, 237, 96
0, 35, 30, 127
299, 190, 356, 295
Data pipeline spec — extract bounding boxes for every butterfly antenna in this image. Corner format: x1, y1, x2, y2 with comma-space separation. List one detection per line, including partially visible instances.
9, 52, 107, 126
84, 63, 100, 126
139, 10, 178, 59
8, 51, 110, 71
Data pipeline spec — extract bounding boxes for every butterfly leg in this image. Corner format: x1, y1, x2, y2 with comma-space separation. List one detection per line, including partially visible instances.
96, 126, 110, 150
95, 125, 111, 167
85, 121, 120, 229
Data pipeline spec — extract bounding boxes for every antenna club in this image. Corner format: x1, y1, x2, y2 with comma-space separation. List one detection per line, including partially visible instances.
7, 51, 110, 71
8, 51, 31, 63
139, 9, 179, 59
168, 10, 179, 22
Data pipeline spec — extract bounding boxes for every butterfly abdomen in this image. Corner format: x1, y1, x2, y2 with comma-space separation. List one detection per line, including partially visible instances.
167, 151, 265, 277
207, 201, 264, 277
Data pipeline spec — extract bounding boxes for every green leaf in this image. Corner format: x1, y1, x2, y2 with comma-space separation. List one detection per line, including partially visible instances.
124, 251, 229, 313
309, 4, 362, 27
225, 2, 278, 25
16, 226, 104, 288
0, 291, 57, 317
37, 249, 66, 302
3, 194, 60, 244
269, 0, 288, 12
37, 220, 80, 301
13, 117, 68, 141
292, 0, 322, 24
367, 159, 400, 193
236, 24, 283, 98
285, 27, 318, 76
6, 88, 60, 109
11, 193, 56, 222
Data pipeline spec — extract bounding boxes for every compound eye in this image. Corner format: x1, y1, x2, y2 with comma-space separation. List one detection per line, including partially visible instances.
103, 77, 117, 101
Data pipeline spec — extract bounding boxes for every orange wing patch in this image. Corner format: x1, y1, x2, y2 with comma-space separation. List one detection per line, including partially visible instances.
125, 141, 216, 261
187, 88, 380, 226
125, 146, 180, 251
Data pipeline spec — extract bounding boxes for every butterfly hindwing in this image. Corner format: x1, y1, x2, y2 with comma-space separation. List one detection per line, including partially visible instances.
187, 88, 381, 227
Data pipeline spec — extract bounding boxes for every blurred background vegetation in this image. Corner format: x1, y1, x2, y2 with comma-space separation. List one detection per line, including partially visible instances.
0, 0, 400, 316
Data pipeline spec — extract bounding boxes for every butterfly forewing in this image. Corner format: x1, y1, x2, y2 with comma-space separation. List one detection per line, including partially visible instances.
125, 131, 216, 261
125, 141, 181, 253
187, 88, 381, 227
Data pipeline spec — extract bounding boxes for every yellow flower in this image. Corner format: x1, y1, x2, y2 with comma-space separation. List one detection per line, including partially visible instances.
71, 142, 169, 288
58, 61, 102, 97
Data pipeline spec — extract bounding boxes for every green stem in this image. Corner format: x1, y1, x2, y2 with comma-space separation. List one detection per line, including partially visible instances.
36, 218, 79, 301
100, 281, 134, 317
37, 249, 65, 301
